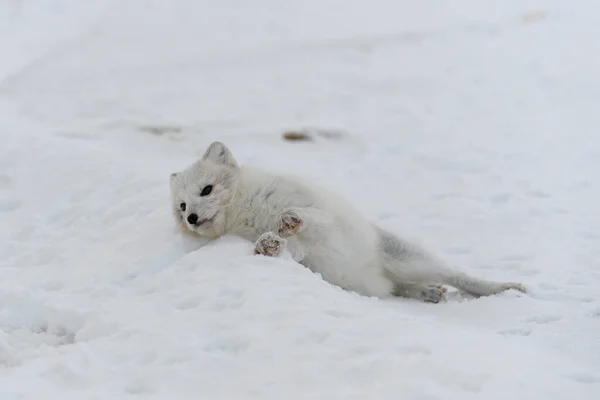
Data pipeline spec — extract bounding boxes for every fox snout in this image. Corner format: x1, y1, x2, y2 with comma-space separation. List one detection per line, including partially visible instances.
186, 213, 210, 226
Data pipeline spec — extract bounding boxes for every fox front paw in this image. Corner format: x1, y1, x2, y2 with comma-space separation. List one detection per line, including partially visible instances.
254, 232, 286, 257
421, 285, 448, 303
278, 209, 304, 238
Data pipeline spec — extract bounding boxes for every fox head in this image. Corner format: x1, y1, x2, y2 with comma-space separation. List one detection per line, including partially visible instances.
169, 141, 239, 238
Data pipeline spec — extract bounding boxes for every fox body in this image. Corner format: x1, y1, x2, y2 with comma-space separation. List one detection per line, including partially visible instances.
169, 141, 526, 303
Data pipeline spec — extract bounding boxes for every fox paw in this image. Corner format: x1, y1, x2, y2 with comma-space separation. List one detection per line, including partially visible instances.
279, 209, 304, 238
254, 232, 286, 257
421, 285, 447, 303
503, 282, 528, 294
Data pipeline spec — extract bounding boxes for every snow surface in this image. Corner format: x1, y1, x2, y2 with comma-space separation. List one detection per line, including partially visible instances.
1, 0, 600, 398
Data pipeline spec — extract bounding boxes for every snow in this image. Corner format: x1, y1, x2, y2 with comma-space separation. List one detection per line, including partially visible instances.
1, 0, 599, 398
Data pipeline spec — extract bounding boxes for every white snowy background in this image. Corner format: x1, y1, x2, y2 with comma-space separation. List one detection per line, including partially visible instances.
1, 0, 599, 398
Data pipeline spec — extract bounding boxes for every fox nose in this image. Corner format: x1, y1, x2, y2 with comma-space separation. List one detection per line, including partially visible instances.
187, 213, 198, 225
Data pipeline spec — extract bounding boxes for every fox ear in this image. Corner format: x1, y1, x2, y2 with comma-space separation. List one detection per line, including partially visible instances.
169, 172, 178, 186
201, 141, 238, 168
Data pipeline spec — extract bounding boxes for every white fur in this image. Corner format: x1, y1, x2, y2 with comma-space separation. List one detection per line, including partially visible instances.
169, 141, 527, 303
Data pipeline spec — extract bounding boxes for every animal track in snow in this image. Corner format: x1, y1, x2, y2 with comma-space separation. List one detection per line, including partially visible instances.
0, 295, 113, 363
585, 306, 600, 319
490, 192, 512, 203
526, 189, 552, 199
497, 327, 532, 337
0, 174, 19, 212
563, 373, 600, 384
0, 198, 20, 212
523, 314, 563, 325
0, 174, 11, 187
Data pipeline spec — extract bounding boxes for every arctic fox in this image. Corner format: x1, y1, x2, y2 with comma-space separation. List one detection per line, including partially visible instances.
169, 141, 527, 303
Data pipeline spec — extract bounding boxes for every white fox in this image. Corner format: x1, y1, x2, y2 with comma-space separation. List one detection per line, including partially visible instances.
169, 141, 527, 303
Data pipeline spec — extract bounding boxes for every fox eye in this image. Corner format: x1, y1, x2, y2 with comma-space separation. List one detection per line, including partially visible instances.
200, 185, 213, 196
180, 203, 186, 211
